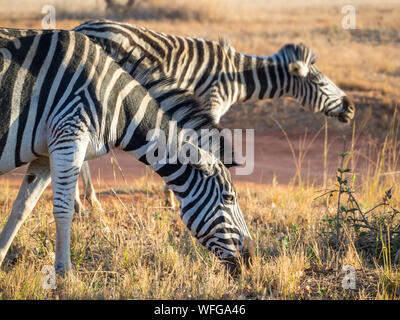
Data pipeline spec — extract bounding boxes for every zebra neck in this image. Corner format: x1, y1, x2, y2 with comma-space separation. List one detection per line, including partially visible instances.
148, 160, 195, 205
121, 139, 192, 200
157, 162, 193, 195
122, 139, 205, 204
234, 52, 286, 103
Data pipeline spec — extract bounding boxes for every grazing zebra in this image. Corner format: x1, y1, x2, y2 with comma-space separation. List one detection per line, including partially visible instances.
0, 30, 254, 274
73, 19, 355, 206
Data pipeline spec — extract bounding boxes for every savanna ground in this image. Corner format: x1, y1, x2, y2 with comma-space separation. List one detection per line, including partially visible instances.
0, 0, 400, 299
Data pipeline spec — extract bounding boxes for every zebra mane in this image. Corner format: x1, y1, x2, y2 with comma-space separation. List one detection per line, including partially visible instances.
117, 49, 237, 167
280, 43, 317, 65
218, 36, 232, 53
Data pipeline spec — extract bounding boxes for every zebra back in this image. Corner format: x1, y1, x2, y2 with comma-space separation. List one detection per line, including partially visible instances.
73, 20, 235, 106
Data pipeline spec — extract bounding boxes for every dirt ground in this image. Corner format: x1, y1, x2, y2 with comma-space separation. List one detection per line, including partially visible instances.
0, 130, 355, 190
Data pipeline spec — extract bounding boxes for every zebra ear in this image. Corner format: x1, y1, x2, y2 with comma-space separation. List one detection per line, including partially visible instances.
225, 161, 239, 168
288, 61, 309, 77
180, 141, 219, 176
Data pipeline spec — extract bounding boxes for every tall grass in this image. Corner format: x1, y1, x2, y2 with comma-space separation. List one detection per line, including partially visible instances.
1, 114, 400, 299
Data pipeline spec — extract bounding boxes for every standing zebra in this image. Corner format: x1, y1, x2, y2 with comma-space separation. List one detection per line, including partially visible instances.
0, 30, 254, 274
74, 20, 355, 123
73, 19, 355, 206
0, 26, 102, 213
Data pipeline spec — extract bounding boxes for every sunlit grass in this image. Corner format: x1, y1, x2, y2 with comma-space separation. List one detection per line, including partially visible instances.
1, 158, 399, 299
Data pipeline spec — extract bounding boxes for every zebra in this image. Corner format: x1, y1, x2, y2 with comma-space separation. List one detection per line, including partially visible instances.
73, 19, 355, 207
0, 26, 103, 214
0, 30, 254, 275
74, 19, 355, 123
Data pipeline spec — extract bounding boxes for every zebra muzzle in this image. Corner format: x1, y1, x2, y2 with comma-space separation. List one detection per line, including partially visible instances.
338, 96, 355, 123
223, 236, 255, 276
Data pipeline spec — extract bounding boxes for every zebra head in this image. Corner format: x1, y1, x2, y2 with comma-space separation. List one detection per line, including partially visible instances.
171, 142, 254, 274
280, 43, 355, 123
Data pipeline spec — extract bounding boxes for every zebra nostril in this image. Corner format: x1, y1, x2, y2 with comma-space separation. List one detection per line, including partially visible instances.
222, 237, 255, 276
338, 96, 355, 123
343, 96, 355, 113
224, 260, 239, 276
242, 236, 255, 267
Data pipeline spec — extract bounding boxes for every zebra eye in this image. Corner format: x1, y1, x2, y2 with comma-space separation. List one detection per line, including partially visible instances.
308, 73, 321, 83
222, 194, 235, 203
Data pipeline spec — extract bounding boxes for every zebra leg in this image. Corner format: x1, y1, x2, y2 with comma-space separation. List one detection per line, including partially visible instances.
0, 157, 51, 266
74, 180, 85, 214
163, 184, 176, 209
81, 161, 103, 211
49, 138, 88, 275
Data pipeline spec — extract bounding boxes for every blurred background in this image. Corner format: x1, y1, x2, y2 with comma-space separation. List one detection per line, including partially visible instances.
0, 0, 399, 184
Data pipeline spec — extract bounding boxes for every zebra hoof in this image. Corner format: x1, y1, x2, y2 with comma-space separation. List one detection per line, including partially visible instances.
54, 263, 73, 277
91, 201, 104, 212
86, 195, 104, 212
80, 209, 90, 216
74, 200, 85, 215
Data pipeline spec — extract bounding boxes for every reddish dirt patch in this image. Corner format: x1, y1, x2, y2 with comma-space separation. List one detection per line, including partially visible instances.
0, 131, 352, 190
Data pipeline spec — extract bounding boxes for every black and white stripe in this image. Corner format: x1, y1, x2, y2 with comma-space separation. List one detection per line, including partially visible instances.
0, 30, 254, 274
74, 19, 355, 124
73, 20, 356, 210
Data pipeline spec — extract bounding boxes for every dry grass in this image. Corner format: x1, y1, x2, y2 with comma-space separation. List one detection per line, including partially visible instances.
1, 118, 400, 300
1, 120, 400, 300
1, 169, 399, 300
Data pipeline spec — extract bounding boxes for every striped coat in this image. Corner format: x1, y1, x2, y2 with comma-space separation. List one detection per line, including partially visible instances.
75, 19, 355, 124
73, 20, 356, 210
0, 30, 254, 274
